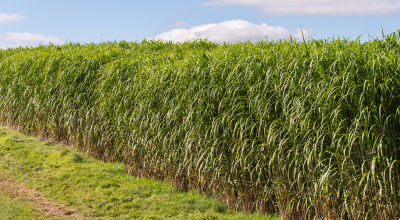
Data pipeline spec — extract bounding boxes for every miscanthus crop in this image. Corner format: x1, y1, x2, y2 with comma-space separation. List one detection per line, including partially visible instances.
1, 31, 400, 219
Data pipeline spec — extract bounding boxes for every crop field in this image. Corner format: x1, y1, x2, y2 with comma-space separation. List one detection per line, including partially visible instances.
0, 31, 400, 219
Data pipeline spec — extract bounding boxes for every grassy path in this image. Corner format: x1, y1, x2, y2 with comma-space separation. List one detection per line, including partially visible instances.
0, 125, 278, 220
0, 187, 48, 220
0, 178, 83, 219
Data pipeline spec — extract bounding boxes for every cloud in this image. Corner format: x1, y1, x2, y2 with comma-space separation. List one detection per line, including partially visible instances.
200, 0, 400, 16
172, 21, 190, 28
0, 13, 26, 24
0, 33, 64, 49
149, 20, 310, 43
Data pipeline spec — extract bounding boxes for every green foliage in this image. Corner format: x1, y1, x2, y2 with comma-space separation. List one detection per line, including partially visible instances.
1, 30, 400, 219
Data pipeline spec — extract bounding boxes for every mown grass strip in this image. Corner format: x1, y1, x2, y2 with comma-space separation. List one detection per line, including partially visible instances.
0, 178, 83, 219
0, 191, 48, 220
0, 125, 278, 219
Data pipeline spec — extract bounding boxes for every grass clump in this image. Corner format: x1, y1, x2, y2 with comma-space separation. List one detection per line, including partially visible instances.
1, 30, 400, 219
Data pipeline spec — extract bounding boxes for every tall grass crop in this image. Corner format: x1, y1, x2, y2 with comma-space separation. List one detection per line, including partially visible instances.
1, 31, 400, 219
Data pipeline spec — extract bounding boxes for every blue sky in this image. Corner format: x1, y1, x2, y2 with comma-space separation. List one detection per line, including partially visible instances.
1, 0, 400, 48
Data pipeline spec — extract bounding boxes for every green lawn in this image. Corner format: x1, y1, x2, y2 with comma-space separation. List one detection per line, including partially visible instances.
0, 190, 48, 220
0, 125, 278, 219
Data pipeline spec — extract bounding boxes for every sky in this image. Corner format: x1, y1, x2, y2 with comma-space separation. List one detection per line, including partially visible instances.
1, 0, 400, 48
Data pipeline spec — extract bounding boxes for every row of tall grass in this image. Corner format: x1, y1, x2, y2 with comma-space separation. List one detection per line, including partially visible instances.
1, 31, 400, 219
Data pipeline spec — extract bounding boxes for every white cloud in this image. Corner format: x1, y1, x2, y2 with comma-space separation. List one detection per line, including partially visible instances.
0, 13, 26, 24
0, 33, 64, 49
172, 21, 190, 28
149, 20, 310, 43
200, 0, 400, 16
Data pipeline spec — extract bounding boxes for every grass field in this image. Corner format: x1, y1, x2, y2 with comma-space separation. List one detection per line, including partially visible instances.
1, 30, 400, 219
0, 191, 48, 220
0, 125, 278, 219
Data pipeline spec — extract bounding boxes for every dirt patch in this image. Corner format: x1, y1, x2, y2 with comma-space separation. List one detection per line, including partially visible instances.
0, 178, 88, 219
